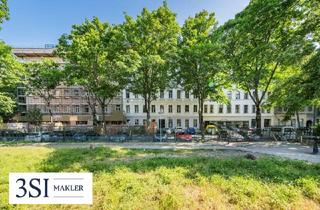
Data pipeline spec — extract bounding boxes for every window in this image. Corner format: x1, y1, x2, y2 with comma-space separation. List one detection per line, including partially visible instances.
261, 108, 265, 114
151, 105, 156, 113
193, 119, 198, 128
74, 105, 80, 113
134, 94, 139, 99
143, 105, 146, 113
84, 105, 89, 113
104, 106, 108, 113
135, 119, 139, 125
252, 105, 256, 113
185, 119, 189, 128
204, 105, 208, 113
267, 109, 271, 113
177, 90, 181, 99
177, 105, 181, 113
264, 119, 271, 127
126, 105, 130, 113
210, 105, 214, 113
193, 105, 198, 113
185, 105, 189, 113
308, 106, 313, 112
74, 89, 79, 96
169, 90, 173, 99
236, 91, 240, 100
219, 105, 223, 113
177, 119, 181, 127
116, 105, 121, 111
160, 105, 164, 113
185, 91, 189, 99
227, 91, 232, 100
235, 105, 240, 113
227, 104, 231, 113
64, 89, 69, 96
168, 119, 173, 128
244, 92, 249, 100
168, 105, 173, 113
160, 91, 164, 99
134, 105, 139, 113
244, 105, 248, 113
125, 89, 130, 98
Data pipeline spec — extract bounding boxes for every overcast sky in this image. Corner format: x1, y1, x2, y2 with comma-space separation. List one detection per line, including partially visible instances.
0, 0, 250, 47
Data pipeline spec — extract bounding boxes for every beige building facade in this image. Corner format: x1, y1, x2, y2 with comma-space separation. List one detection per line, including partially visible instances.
13, 47, 125, 126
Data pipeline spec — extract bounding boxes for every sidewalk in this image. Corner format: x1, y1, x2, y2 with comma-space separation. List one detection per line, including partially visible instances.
10, 141, 320, 163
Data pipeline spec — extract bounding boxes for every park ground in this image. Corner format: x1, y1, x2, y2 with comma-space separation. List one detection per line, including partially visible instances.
0, 142, 320, 210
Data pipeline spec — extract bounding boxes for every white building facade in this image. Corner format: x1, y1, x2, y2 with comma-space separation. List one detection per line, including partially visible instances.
123, 88, 274, 129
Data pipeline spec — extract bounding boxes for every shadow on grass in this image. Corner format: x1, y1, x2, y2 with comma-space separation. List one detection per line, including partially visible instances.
40, 147, 320, 184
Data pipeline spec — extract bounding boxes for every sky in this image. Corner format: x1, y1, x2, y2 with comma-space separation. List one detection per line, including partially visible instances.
0, 0, 250, 48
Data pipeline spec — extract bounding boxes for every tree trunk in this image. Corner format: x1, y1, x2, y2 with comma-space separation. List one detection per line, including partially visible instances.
100, 101, 107, 135
198, 97, 204, 140
296, 111, 300, 128
144, 96, 152, 133
256, 105, 262, 135
313, 105, 317, 126
47, 102, 53, 124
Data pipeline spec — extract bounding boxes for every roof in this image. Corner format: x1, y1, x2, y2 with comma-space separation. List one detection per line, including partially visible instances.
12, 48, 55, 57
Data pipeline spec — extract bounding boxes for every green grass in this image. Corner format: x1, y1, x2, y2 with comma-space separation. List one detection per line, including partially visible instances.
0, 146, 319, 210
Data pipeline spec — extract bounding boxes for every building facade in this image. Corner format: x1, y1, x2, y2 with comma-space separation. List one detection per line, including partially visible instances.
12, 47, 319, 129
13, 48, 125, 126
123, 88, 274, 129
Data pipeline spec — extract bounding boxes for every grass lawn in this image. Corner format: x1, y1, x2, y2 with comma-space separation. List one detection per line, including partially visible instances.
0, 146, 319, 210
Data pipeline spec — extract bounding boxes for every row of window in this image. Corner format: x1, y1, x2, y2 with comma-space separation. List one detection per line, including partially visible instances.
133, 118, 198, 128
30, 104, 121, 114
126, 104, 271, 114
125, 90, 265, 100
126, 90, 193, 99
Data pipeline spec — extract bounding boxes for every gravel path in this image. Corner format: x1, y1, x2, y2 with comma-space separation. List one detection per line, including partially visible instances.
3, 141, 320, 163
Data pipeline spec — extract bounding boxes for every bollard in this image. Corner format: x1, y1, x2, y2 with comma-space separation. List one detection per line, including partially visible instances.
313, 138, 319, 154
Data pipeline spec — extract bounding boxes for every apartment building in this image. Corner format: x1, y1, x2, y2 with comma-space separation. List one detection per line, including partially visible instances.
274, 106, 320, 128
123, 88, 274, 129
12, 47, 125, 126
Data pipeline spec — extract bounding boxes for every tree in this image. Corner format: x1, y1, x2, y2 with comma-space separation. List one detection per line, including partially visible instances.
56, 17, 138, 134
27, 60, 63, 124
216, 0, 312, 134
121, 2, 180, 130
177, 11, 227, 138
0, 0, 9, 29
0, 42, 24, 121
26, 107, 43, 131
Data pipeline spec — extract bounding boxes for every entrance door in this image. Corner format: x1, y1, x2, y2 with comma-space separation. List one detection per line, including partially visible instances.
158, 119, 165, 130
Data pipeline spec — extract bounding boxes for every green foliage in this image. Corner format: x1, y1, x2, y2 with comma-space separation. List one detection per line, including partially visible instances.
0, 0, 8, 29
26, 60, 62, 122
177, 10, 227, 136
57, 17, 139, 132
0, 42, 25, 119
26, 107, 43, 126
216, 0, 314, 131
1, 146, 320, 209
121, 3, 180, 124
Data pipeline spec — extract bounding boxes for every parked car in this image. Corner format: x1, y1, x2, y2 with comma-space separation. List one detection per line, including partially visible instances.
186, 127, 196, 135
153, 133, 168, 142
109, 134, 128, 142
174, 127, 184, 133
73, 133, 87, 141
176, 132, 192, 141
41, 132, 51, 142
25, 133, 41, 142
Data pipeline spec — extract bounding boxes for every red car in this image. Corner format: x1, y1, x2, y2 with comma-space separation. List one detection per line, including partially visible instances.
176, 132, 192, 141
